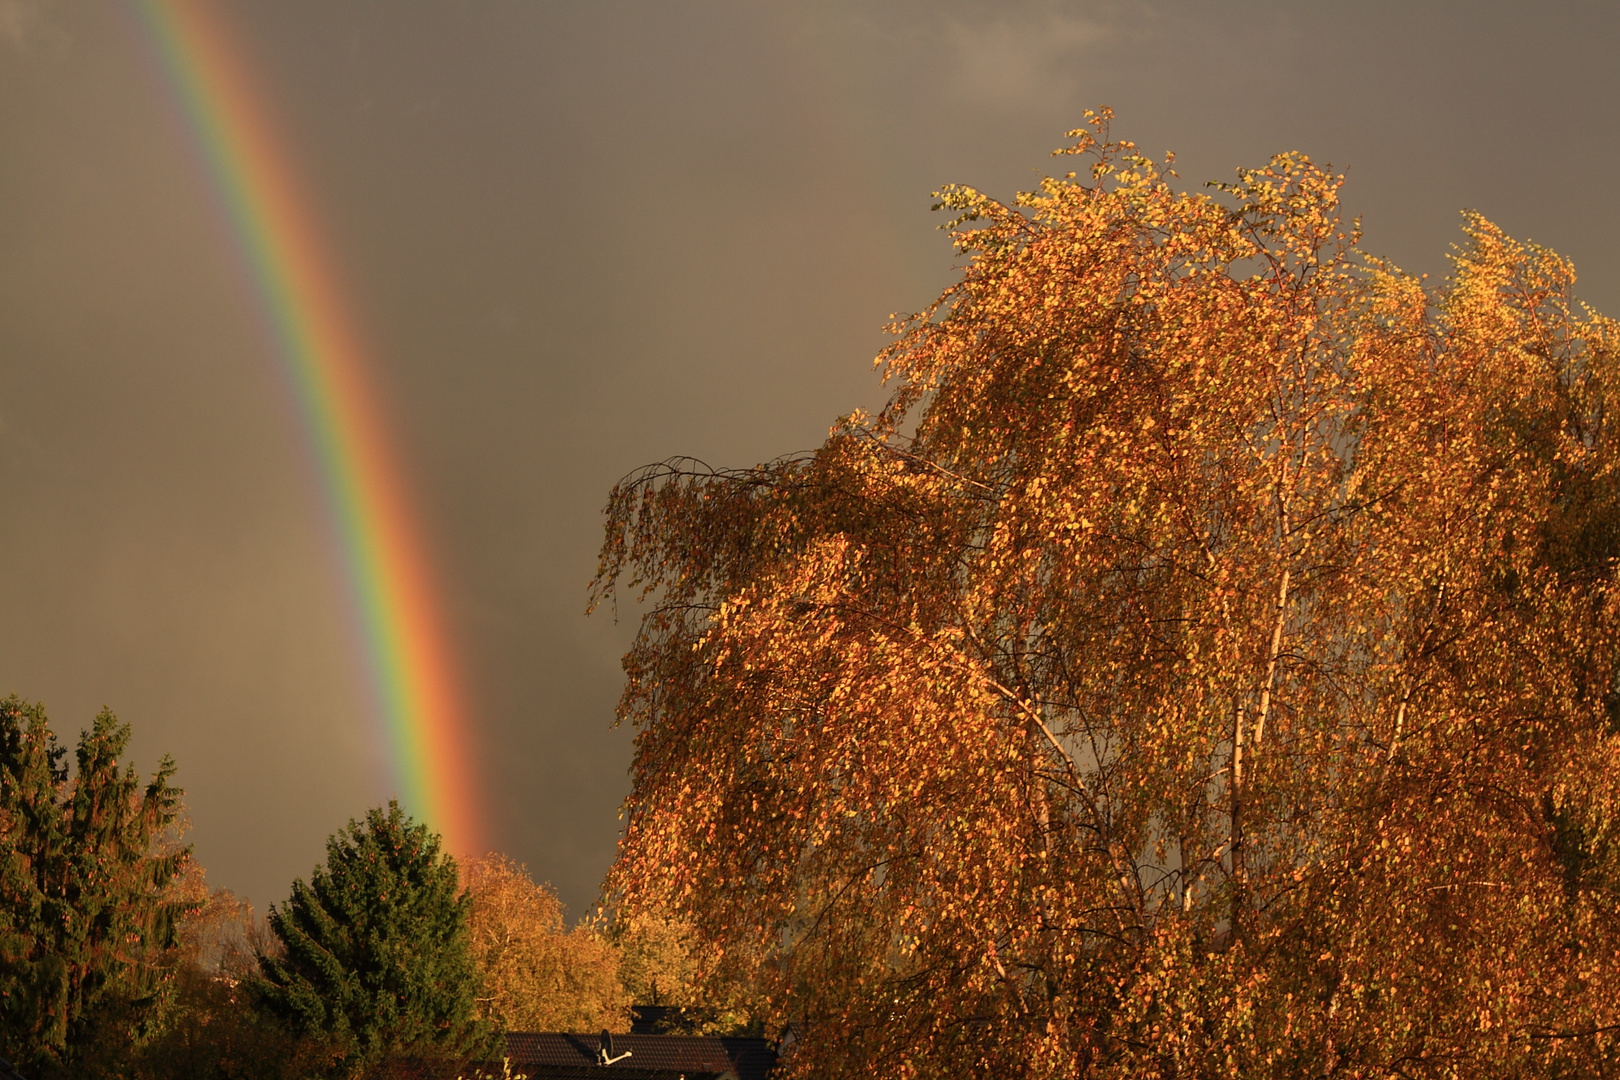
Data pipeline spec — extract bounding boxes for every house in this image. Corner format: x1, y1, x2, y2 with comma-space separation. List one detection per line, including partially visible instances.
501, 1029, 777, 1080
366, 1006, 784, 1080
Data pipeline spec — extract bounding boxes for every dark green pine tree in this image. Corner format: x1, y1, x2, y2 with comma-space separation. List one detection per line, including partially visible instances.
0, 696, 190, 1079
255, 802, 492, 1077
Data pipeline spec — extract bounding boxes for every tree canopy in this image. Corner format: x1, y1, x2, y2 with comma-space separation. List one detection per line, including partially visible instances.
254, 802, 490, 1078
462, 853, 626, 1034
462, 854, 756, 1037
0, 697, 189, 1079
592, 113, 1620, 1078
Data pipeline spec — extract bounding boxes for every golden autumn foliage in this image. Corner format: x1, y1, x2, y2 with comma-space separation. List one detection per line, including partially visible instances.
462, 854, 627, 1033
591, 112, 1620, 1079
610, 913, 705, 1011
611, 913, 759, 1034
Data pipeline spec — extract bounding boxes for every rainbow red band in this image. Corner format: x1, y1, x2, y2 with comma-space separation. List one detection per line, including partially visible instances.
133, 0, 483, 856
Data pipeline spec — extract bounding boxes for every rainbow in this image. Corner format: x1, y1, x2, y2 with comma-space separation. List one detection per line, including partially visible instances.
131, 0, 484, 857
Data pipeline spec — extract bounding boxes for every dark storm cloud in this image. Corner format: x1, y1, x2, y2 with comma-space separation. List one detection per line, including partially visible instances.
1, 0, 1616, 917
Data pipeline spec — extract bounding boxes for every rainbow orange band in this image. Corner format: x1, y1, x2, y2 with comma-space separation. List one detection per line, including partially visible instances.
133, 0, 484, 857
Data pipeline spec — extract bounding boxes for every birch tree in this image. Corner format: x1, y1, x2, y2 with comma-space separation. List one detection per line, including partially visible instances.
592, 113, 1620, 1079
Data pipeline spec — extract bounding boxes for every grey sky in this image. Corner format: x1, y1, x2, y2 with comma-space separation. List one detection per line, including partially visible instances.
1, 0, 1616, 917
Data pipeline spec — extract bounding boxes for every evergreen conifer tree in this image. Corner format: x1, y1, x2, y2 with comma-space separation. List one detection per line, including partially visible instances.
255, 802, 491, 1078
0, 696, 190, 1078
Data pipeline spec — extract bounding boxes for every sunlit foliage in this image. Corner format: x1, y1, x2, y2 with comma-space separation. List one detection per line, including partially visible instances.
593, 112, 1620, 1078
611, 912, 758, 1034
463, 854, 757, 1037
463, 853, 626, 1033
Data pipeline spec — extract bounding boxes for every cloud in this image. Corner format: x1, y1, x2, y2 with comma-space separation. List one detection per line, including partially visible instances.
0, 0, 67, 56
940, 4, 1117, 107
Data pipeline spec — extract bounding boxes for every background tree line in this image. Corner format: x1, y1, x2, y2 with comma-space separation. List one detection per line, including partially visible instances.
0, 698, 744, 1080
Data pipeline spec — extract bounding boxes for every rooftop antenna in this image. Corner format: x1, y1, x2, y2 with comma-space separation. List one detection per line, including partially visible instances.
598, 1029, 633, 1066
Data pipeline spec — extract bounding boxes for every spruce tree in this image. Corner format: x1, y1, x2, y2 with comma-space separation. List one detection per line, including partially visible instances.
0, 697, 190, 1078
255, 802, 490, 1077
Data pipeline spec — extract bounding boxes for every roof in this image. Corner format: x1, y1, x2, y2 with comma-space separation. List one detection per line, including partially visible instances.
504, 1032, 777, 1080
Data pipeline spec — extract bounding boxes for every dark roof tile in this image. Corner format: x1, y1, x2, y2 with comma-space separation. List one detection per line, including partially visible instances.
504, 1032, 776, 1080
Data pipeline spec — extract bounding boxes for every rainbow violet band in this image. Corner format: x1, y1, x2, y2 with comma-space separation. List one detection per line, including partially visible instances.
133, 0, 483, 856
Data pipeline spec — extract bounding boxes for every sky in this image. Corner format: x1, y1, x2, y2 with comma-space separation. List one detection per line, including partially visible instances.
1, 0, 1617, 919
